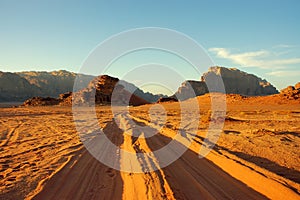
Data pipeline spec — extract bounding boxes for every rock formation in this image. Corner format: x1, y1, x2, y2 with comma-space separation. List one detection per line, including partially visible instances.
295, 82, 300, 90
203, 67, 278, 95
72, 75, 159, 106
280, 83, 300, 100
174, 66, 278, 100
24, 75, 164, 106
173, 81, 208, 101
156, 97, 178, 103
23, 97, 60, 106
23, 92, 73, 106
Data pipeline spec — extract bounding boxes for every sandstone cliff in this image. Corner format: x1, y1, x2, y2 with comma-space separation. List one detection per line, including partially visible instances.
203, 67, 278, 95
174, 67, 278, 100
173, 80, 208, 101
72, 75, 163, 106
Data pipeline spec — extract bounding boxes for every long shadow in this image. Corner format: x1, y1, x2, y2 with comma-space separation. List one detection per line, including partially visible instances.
33, 120, 124, 200
226, 151, 300, 184
190, 133, 300, 194
131, 119, 268, 199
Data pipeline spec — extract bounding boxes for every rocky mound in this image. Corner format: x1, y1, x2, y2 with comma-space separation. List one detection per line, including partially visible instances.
23, 92, 72, 106
156, 97, 178, 103
23, 97, 60, 106
174, 66, 278, 100
72, 75, 152, 106
280, 83, 300, 100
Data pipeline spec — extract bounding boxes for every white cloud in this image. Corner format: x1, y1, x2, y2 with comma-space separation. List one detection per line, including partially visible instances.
266, 70, 300, 77
209, 47, 300, 69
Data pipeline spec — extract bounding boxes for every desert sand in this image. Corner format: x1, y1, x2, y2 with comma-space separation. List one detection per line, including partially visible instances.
0, 94, 299, 200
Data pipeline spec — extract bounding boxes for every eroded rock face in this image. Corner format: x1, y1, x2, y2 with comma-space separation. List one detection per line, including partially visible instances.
203, 67, 278, 96
280, 83, 300, 100
174, 67, 278, 100
71, 75, 155, 106
173, 81, 208, 101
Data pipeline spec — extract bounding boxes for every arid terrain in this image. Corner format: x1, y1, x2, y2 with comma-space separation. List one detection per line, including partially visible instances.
0, 94, 299, 200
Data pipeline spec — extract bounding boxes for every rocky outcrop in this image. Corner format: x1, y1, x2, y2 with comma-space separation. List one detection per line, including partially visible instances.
156, 97, 178, 103
174, 67, 278, 100
203, 67, 278, 95
0, 70, 94, 102
173, 81, 208, 101
295, 82, 300, 90
23, 97, 60, 106
70, 75, 162, 106
23, 92, 73, 106
280, 83, 300, 100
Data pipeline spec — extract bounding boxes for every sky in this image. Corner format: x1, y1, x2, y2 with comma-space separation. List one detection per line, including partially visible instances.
0, 0, 300, 94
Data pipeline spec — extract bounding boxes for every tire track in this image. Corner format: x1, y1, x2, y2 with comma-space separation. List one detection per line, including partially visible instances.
32, 120, 124, 200
116, 114, 175, 200
0, 121, 24, 146
128, 115, 268, 199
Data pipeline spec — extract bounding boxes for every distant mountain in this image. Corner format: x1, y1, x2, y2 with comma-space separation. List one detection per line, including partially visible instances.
0, 71, 41, 102
0, 70, 94, 102
173, 66, 279, 100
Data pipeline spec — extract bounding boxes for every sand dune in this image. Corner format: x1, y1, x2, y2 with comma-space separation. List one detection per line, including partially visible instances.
0, 95, 300, 199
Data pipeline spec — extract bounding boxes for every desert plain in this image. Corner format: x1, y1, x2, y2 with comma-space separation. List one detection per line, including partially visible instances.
0, 94, 299, 200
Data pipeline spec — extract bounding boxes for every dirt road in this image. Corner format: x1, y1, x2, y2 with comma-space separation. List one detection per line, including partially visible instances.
33, 114, 267, 200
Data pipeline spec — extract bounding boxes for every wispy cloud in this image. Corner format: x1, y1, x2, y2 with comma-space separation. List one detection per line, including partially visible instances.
209, 47, 300, 69
266, 70, 300, 77
272, 44, 297, 49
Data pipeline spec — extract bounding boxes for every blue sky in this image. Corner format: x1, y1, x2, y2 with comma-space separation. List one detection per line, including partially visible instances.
0, 0, 299, 94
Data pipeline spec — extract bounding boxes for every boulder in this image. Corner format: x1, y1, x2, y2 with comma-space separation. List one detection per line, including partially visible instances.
280, 84, 300, 100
